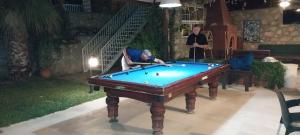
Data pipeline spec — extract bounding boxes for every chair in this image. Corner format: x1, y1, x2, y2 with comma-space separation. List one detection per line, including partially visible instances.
228, 69, 253, 92
275, 91, 300, 135
225, 50, 270, 92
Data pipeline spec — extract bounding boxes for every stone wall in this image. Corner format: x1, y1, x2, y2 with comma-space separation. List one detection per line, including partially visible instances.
230, 7, 300, 50
174, 36, 190, 59
50, 36, 91, 76
160, 7, 300, 59
68, 12, 112, 31
50, 13, 112, 76
67, 12, 112, 39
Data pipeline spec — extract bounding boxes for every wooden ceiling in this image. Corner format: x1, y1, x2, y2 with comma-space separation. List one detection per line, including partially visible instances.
227, 0, 300, 11
138, 0, 300, 10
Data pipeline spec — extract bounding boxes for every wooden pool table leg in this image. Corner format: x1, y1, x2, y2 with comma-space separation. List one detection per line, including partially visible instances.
208, 77, 219, 100
185, 90, 197, 114
150, 102, 165, 135
106, 95, 119, 122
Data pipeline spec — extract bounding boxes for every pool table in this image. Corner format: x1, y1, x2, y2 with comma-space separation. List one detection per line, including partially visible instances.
88, 61, 229, 135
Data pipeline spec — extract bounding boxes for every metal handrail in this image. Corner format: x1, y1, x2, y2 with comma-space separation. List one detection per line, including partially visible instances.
82, 1, 139, 72
63, 4, 83, 13
99, 6, 151, 73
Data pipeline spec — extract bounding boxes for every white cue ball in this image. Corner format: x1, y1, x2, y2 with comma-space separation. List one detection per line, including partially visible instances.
181, 64, 186, 67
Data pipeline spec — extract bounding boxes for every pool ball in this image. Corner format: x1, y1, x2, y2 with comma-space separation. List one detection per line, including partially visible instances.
145, 72, 148, 75
208, 67, 212, 69
181, 64, 186, 67
126, 72, 129, 75
156, 73, 159, 76
144, 81, 148, 84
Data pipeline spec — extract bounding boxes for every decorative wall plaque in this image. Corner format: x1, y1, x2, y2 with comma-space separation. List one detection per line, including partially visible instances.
243, 20, 260, 42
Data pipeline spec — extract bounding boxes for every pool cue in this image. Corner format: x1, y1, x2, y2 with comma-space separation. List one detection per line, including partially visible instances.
203, 48, 206, 59
194, 37, 196, 62
130, 62, 153, 65
131, 62, 170, 67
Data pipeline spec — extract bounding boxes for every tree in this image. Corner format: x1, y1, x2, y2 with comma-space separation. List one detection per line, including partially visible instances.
0, 0, 61, 80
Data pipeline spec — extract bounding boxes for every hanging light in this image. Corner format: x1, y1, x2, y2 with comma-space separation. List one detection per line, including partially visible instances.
279, 0, 291, 8
159, 0, 182, 8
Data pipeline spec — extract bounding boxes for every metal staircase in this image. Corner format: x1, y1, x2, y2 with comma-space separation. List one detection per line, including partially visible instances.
82, 2, 152, 73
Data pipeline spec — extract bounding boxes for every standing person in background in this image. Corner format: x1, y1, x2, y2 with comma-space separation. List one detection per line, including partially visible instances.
186, 24, 209, 62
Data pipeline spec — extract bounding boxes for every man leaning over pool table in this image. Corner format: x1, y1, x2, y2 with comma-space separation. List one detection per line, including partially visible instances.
121, 47, 167, 71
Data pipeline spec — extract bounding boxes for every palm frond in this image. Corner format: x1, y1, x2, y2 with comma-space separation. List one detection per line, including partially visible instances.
0, 0, 62, 35
20, 0, 62, 35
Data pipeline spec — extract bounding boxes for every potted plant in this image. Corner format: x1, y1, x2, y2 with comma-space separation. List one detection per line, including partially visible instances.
38, 39, 59, 78
252, 61, 285, 89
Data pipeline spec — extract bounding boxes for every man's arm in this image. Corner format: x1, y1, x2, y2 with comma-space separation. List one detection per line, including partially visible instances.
154, 58, 172, 67
187, 44, 197, 49
188, 43, 209, 49
122, 49, 133, 65
153, 58, 165, 64
186, 36, 208, 49
193, 43, 209, 49
186, 35, 195, 49
198, 34, 209, 49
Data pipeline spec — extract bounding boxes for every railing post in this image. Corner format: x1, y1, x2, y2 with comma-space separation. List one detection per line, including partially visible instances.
83, 0, 92, 12
100, 50, 104, 73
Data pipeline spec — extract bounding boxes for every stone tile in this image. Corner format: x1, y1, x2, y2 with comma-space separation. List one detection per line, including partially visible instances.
35, 87, 254, 135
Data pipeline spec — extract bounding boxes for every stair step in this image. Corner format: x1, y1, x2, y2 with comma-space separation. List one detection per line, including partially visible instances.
82, 2, 151, 73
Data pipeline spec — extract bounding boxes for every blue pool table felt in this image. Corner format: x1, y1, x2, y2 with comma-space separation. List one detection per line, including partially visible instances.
101, 62, 221, 87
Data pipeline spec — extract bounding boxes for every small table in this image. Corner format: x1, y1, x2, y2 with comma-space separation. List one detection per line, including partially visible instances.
89, 61, 229, 135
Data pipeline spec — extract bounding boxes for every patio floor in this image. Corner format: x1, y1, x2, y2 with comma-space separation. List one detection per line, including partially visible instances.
1, 85, 300, 135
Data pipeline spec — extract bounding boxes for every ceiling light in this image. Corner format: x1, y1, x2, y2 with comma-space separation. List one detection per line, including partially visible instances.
296, 9, 300, 12
279, 0, 291, 8
159, 0, 182, 8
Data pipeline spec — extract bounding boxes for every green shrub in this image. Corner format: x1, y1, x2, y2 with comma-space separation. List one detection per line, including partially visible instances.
252, 61, 285, 89
38, 38, 61, 68
128, 7, 163, 58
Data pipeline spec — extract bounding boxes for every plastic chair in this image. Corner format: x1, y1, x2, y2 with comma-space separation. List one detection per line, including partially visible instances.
275, 91, 300, 135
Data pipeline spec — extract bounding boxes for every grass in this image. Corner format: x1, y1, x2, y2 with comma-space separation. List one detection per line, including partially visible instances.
0, 77, 105, 127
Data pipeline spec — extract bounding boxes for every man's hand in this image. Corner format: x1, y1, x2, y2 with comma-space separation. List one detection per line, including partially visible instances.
193, 43, 210, 49
202, 45, 210, 49
161, 63, 172, 67
193, 43, 199, 48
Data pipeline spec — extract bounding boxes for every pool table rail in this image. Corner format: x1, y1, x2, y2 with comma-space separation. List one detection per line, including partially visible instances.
88, 64, 229, 97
